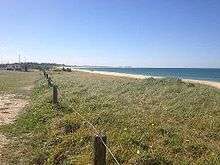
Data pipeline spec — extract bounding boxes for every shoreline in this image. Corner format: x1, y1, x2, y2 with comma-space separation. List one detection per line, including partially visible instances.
73, 69, 220, 90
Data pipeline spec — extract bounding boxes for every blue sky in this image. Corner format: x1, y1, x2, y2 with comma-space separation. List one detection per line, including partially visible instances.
0, 0, 220, 67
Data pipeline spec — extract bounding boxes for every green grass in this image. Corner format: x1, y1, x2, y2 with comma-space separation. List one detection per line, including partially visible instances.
1, 71, 220, 164
0, 70, 41, 97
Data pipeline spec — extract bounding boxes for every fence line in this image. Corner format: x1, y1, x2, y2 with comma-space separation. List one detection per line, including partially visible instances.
59, 91, 120, 165
42, 70, 120, 165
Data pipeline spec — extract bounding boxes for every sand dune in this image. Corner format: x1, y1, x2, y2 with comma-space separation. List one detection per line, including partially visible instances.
74, 69, 220, 90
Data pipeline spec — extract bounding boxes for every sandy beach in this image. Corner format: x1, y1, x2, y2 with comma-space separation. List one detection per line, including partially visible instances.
73, 69, 220, 90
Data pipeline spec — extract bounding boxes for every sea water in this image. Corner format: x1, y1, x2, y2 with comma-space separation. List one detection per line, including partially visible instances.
85, 68, 220, 82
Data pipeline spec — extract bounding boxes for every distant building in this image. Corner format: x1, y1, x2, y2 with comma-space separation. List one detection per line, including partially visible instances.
6, 64, 22, 71
24, 65, 28, 72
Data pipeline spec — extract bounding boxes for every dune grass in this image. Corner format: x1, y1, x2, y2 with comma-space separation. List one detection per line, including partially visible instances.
1, 71, 220, 164
0, 70, 41, 97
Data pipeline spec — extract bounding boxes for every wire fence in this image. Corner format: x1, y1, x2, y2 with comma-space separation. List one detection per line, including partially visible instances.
42, 70, 120, 165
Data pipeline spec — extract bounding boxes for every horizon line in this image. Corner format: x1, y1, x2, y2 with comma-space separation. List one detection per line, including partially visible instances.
1, 62, 220, 69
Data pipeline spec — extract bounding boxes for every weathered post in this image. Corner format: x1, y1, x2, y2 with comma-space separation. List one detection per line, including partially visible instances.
45, 73, 49, 79
94, 135, 107, 165
53, 85, 58, 104
48, 77, 52, 87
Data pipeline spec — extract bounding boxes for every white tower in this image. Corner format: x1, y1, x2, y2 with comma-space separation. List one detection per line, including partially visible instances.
18, 54, 21, 63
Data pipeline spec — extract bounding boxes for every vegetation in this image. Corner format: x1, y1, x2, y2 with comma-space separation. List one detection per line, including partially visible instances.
0, 70, 41, 97
1, 71, 220, 164
0, 62, 66, 70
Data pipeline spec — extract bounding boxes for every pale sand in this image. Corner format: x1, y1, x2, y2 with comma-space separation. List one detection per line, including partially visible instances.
73, 69, 220, 90
0, 94, 27, 125
0, 94, 27, 160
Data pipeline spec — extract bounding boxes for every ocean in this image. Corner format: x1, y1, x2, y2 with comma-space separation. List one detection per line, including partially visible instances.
84, 68, 220, 82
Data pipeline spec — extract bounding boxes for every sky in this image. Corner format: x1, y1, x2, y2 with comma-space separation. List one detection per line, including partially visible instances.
0, 0, 220, 68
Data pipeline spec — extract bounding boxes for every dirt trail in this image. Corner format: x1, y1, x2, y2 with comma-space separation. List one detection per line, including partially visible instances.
0, 94, 27, 160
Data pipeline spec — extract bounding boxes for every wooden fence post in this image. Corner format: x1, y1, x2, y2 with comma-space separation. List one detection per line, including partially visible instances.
53, 85, 58, 104
48, 77, 52, 87
94, 135, 107, 165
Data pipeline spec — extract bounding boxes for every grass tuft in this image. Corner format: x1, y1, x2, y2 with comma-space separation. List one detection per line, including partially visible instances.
1, 71, 220, 164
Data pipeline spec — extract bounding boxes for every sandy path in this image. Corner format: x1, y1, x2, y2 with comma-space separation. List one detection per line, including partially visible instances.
0, 94, 27, 124
74, 69, 220, 90
0, 94, 27, 161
